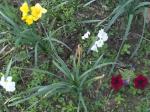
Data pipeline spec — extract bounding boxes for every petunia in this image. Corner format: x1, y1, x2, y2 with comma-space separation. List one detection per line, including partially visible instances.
0, 76, 16, 92
97, 29, 108, 42
82, 31, 90, 40
133, 74, 148, 90
111, 74, 123, 91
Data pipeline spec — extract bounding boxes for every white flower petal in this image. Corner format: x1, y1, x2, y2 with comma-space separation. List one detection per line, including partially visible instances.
97, 29, 108, 42
5, 82, 15, 92
0, 76, 5, 87
95, 40, 104, 48
102, 34, 108, 42
87, 31, 90, 34
97, 29, 104, 38
82, 36, 85, 40
91, 44, 98, 52
0, 81, 6, 88
6, 76, 12, 82
0, 75, 5, 82
82, 31, 90, 40
0, 75, 16, 92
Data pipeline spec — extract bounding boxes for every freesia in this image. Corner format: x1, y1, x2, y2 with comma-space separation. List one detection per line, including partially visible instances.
0, 75, 16, 92
90, 29, 108, 52
82, 31, 90, 40
95, 39, 104, 48
91, 44, 98, 52
97, 29, 108, 42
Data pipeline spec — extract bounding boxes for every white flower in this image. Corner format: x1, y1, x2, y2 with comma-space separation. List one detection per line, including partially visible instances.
82, 31, 90, 40
95, 40, 104, 48
91, 44, 98, 52
0, 76, 16, 92
91, 40, 104, 52
97, 29, 108, 42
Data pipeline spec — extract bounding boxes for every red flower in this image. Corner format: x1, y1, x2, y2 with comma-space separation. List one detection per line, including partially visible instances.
134, 74, 148, 90
111, 75, 123, 91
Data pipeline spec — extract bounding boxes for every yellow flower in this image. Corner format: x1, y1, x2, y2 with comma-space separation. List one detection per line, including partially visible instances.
20, 2, 47, 25
31, 3, 47, 21
25, 15, 33, 25
21, 13, 28, 20
20, 2, 29, 14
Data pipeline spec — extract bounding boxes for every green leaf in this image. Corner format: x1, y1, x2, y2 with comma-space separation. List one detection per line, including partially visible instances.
34, 42, 39, 67
130, 8, 147, 59
0, 11, 17, 29
5, 58, 13, 77
79, 93, 87, 112
109, 14, 134, 75
134, 2, 150, 11
104, 0, 134, 31
80, 62, 114, 87
83, 0, 96, 7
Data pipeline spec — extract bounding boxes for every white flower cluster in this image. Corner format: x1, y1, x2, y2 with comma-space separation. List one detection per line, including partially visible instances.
82, 29, 108, 52
0, 75, 16, 92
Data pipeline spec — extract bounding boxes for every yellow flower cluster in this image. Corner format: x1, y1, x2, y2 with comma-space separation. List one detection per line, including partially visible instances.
20, 2, 47, 25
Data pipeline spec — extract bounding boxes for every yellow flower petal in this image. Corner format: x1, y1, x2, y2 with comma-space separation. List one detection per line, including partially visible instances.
42, 8, 47, 13
35, 3, 42, 8
20, 2, 29, 14
31, 6, 41, 21
21, 13, 28, 20
21, 15, 27, 20
31, 3, 47, 21
25, 15, 33, 25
